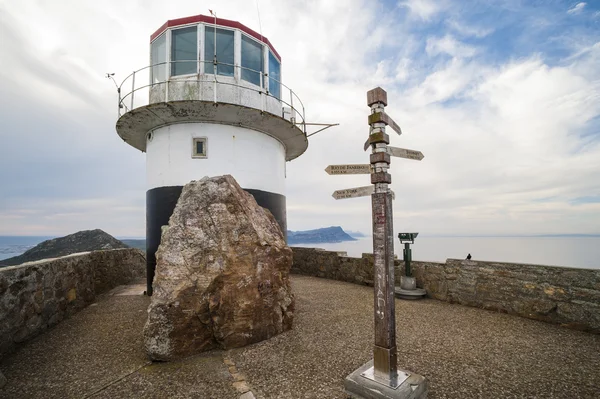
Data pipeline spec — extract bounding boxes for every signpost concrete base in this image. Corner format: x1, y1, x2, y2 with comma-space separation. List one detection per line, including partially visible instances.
344, 360, 428, 399
394, 286, 427, 300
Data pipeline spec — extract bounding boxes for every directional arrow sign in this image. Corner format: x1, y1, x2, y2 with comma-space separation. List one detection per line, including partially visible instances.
333, 185, 374, 200
325, 164, 372, 175
387, 146, 424, 161
368, 111, 402, 136
333, 186, 396, 200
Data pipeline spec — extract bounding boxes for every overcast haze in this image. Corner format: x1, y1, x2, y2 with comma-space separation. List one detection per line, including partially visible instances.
1, 0, 599, 237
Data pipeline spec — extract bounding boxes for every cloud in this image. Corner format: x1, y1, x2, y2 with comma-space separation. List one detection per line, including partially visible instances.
446, 19, 493, 38
399, 0, 444, 20
1, 0, 600, 238
425, 35, 478, 58
567, 2, 586, 15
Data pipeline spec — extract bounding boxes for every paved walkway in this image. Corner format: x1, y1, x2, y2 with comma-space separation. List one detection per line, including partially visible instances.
1, 276, 599, 398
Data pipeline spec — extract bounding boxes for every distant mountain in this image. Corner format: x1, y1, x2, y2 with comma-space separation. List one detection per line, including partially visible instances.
345, 230, 368, 238
0, 229, 129, 267
287, 226, 357, 244
120, 239, 146, 251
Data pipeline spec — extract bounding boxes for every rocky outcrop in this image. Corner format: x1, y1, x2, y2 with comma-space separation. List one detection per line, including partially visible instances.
144, 175, 294, 361
0, 229, 128, 267
0, 249, 145, 355
287, 226, 357, 244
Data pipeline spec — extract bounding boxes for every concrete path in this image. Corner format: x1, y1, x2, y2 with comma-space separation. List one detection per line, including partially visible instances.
1, 276, 599, 398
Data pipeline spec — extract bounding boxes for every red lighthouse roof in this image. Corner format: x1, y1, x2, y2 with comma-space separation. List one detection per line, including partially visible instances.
150, 14, 281, 61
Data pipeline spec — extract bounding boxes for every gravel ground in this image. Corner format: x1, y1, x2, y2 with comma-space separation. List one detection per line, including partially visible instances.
1, 275, 599, 398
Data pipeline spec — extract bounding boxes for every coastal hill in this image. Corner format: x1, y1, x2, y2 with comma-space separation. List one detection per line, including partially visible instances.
287, 226, 357, 244
0, 226, 362, 267
0, 229, 128, 267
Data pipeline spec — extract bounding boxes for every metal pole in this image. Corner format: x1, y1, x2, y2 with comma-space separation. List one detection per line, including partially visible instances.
404, 243, 412, 277
368, 87, 398, 384
130, 71, 136, 110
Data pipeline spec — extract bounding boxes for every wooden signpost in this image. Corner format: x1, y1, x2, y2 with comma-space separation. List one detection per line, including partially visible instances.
387, 146, 424, 161
332, 186, 396, 200
339, 88, 428, 398
325, 164, 372, 175
332, 185, 373, 199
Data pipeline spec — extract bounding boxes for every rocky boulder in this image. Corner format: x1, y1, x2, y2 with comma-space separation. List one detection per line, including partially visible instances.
144, 175, 294, 361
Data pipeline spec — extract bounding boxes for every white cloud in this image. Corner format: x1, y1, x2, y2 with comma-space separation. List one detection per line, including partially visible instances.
446, 19, 493, 38
425, 35, 478, 58
567, 2, 586, 15
1, 0, 599, 238
399, 0, 444, 20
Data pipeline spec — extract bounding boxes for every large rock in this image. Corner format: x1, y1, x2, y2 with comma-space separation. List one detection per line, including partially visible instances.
144, 175, 294, 361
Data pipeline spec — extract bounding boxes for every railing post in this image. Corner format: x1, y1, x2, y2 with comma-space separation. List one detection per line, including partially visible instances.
165, 62, 170, 102
289, 88, 295, 125
130, 71, 136, 110
213, 61, 218, 103
260, 73, 264, 112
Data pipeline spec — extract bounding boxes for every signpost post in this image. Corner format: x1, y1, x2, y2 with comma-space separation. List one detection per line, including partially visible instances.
342, 88, 429, 399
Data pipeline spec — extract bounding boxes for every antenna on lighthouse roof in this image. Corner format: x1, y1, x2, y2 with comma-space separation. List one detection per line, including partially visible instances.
255, 0, 264, 43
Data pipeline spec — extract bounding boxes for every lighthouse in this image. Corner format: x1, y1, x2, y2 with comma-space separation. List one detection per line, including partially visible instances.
114, 14, 309, 295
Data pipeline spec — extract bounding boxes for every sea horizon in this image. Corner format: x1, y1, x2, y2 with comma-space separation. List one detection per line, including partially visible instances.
1, 234, 599, 270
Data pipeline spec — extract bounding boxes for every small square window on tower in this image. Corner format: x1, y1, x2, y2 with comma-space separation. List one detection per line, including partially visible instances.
192, 137, 207, 158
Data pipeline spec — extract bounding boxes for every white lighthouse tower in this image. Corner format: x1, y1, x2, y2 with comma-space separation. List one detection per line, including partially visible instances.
114, 14, 309, 295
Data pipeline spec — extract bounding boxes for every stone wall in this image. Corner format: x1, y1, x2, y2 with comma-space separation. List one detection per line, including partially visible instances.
0, 249, 145, 355
291, 247, 600, 333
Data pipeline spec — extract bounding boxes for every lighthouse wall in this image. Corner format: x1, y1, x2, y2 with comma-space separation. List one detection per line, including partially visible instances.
144, 122, 288, 294
146, 123, 286, 194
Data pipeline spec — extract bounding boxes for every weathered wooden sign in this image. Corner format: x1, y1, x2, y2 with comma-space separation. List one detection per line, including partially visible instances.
332, 186, 395, 200
325, 164, 372, 175
387, 146, 424, 161
332, 185, 373, 199
368, 111, 402, 135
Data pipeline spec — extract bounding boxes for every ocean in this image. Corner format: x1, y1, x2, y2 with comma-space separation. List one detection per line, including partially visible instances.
292, 236, 600, 270
1, 235, 598, 270
0, 236, 55, 261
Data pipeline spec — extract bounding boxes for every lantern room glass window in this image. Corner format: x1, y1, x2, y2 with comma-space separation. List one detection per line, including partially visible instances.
204, 28, 234, 77
268, 52, 281, 99
241, 35, 264, 86
151, 33, 166, 83
171, 26, 198, 76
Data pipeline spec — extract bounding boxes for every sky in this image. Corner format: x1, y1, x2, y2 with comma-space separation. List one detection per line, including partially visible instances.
0, 0, 599, 237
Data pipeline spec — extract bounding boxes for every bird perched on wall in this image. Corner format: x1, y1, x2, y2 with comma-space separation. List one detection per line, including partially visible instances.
466, 253, 472, 260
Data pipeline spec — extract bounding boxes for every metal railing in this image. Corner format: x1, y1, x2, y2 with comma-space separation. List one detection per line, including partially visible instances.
116, 60, 306, 134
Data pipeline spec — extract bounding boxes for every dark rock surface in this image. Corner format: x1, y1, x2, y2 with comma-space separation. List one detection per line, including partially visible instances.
286, 226, 357, 244
0, 229, 128, 267
144, 175, 294, 361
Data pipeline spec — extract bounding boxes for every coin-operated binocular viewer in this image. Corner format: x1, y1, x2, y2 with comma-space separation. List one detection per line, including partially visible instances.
395, 233, 426, 300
